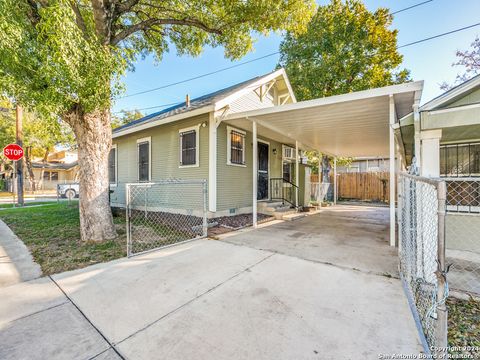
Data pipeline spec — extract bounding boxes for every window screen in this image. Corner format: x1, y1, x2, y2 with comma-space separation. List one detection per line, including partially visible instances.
230, 130, 245, 165
108, 148, 116, 183
180, 130, 196, 165
440, 142, 480, 177
138, 141, 149, 181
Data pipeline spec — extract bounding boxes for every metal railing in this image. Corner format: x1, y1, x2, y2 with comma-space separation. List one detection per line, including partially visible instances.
398, 173, 448, 355
442, 177, 480, 295
126, 179, 208, 257
270, 178, 298, 207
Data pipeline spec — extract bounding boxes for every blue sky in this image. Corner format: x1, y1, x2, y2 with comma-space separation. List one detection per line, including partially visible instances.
113, 0, 480, 115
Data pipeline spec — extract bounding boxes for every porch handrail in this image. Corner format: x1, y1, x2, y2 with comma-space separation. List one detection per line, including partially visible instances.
270, 177, 298, 207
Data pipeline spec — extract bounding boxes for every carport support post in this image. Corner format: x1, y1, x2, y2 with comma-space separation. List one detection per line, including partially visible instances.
333, 157, 337, 205
295, 140, 299, 208
252, 120, 258, 228
389, 95, 396, 247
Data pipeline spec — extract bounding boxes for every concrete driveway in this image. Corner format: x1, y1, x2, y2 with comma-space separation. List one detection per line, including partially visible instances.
0, 205, 422, 359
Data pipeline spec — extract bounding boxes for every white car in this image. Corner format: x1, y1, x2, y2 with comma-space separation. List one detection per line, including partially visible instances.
57, 183, 79, 200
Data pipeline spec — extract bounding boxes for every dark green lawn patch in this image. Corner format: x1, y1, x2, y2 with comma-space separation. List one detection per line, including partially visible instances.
447, 296, 480, 358
0, 203, 126, 275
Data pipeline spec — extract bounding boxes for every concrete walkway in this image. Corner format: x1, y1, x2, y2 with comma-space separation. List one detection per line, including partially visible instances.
222, 204, 398, 277
0, 220, 41, 287
0, 216, 423, 360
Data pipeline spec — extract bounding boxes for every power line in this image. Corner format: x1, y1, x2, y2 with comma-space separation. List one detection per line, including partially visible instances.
118, 52, 279, 99
392, 0, 433, 15
398, 22, 480, 49
119, 1, 434, 100
112, 102, 181, 114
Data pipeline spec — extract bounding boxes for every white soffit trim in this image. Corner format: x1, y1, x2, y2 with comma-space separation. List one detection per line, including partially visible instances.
113, 106, 214, 138
225, 81, 424, 120
420, 74, 480, 111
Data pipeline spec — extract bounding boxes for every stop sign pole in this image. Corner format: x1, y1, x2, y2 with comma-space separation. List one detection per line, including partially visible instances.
16, 105, 24, 206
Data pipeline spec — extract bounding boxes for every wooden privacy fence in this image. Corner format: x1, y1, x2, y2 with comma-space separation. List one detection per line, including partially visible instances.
310, 172, 393, 203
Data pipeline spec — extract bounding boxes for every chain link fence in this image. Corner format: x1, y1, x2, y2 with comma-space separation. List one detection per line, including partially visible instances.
126, 179, 208, 257
444, 178, 480, 295
398, 173, 448, 354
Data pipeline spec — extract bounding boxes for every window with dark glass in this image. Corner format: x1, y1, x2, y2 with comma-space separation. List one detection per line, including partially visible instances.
108, 147, 116, 183
50, 172, 58, 181
138, 141, 149, 181
230, 130, 245, 165
180, 130, 196, 166
440, 142, 480, 177
43, 171, 50, 180
283, 162, 292, 182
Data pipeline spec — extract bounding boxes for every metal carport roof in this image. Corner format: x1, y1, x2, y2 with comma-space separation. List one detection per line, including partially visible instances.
224, 81, 423, 158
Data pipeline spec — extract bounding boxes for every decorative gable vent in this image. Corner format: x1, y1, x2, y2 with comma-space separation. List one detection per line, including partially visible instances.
283, 145, 296, 160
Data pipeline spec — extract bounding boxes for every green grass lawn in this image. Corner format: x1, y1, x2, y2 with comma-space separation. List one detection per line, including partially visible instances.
0, 201, 60, 209
0, 203, 126, 275
448, 296, 480, 358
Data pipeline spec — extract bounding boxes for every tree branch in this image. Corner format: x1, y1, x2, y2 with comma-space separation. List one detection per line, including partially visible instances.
69, 1, 87, 36
91, 0, 112, 45
26, 0, 41, 26
110, 17, 223, 45
114, 0, 140, 15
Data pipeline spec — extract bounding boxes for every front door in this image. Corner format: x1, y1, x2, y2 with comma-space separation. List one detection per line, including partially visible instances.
258, 142, 269, 200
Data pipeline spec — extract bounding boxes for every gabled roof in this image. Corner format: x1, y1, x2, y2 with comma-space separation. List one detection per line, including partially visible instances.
113, 68, 294, 138
421, 73, 480, 111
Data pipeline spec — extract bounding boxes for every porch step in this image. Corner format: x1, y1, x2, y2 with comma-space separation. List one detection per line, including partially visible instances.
282, 213, 306, 221
257, 201, 283, 209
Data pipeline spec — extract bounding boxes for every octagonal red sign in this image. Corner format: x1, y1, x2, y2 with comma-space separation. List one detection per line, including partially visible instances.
3, 144, 24, 161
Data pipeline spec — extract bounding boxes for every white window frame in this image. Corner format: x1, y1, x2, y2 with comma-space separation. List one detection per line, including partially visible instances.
227, 126, 246, 167
136, 136, 151, 182
109, 144, 118, 187
179, 125, 200, 168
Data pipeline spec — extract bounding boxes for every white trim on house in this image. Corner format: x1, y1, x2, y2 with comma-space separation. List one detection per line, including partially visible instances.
178, 124, 200, 168
113, 106, 214, 139
136, 136, 151, 182
226, 81, 423, 121
214, 68, 296, 111
420, 74, 480, 111
109, 144, 118, 187
208, 112, 217, 212
227, 126, 247, 167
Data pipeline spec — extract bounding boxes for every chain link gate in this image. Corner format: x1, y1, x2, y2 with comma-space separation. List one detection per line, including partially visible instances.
125, 179, 208, 257
443, 177, 480, 295
398, 173, 448, 356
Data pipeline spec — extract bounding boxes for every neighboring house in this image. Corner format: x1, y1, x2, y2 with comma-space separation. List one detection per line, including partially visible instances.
26, 150, 79, 191
110, 69, 310, 217
397, 74, 480, 254
337, 157, 390, 173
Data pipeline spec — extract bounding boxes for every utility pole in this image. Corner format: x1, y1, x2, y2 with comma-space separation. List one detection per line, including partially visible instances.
16, 104, 24, 206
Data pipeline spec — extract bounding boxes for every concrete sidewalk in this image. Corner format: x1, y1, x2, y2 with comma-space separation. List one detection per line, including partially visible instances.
0, 238, 422, 359
0, 220, 41, 287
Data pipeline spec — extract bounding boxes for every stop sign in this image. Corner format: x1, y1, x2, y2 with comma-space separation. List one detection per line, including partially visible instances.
3, 144, 24, 161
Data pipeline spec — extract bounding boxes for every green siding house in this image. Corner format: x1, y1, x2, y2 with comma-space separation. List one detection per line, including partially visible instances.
110, 69, 309, 218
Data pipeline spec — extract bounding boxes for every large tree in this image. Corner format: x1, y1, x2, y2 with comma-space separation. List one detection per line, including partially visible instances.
278, 0, 409, 183
0, 0, 316, 241
278, 0, 410, 100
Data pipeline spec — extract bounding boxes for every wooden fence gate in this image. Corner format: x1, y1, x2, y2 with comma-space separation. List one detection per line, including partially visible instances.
311, 172, 392, 203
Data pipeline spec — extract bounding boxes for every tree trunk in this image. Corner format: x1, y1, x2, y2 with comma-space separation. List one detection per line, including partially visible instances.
24, 148, 36, 192
321, 155, 331, 183
64, 107, 116, 242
